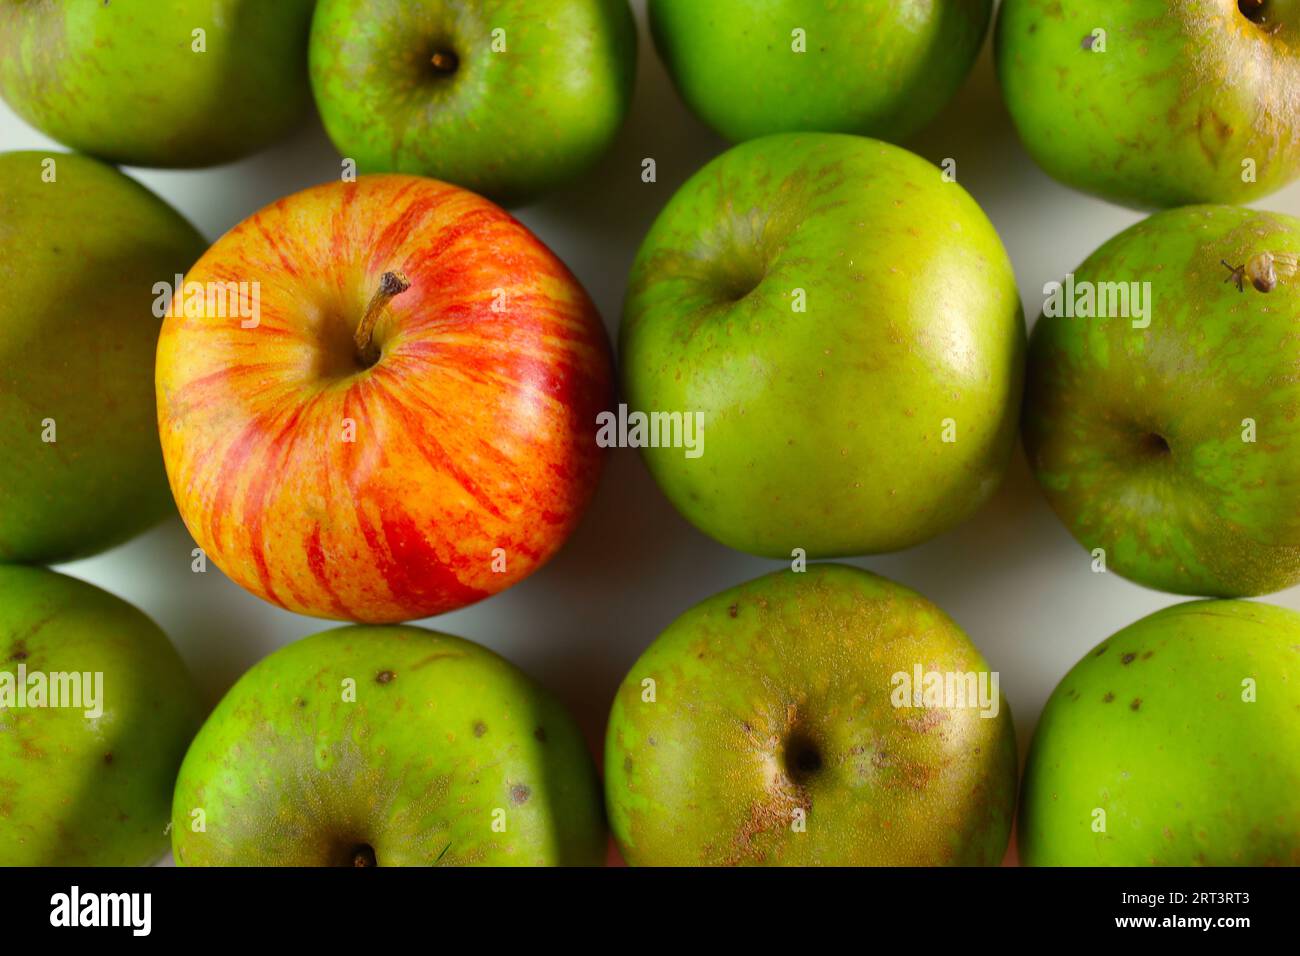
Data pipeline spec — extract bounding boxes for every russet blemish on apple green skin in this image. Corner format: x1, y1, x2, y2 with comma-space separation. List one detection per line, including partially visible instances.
1021, 600, 1300, 865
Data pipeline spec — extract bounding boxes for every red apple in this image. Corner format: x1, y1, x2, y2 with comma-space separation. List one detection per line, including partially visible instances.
156, 175, 612, 623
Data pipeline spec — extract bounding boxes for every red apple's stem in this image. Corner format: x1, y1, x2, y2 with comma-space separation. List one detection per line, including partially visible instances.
355, 271, 411, 366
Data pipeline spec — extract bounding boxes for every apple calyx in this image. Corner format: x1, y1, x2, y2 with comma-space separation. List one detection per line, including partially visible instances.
430, 50, 459, 75
350, 843, 378, 867
781, 729, 824, 786
354, 271, 411, 367
1238, 0, 1300, 32
1239, 0, 1268, 22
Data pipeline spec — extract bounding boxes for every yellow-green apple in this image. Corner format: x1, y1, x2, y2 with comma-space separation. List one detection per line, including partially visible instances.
1024, 205, 1300, 597
0, 150, 206, 564
996, 0, 1300, 207
1020, 600, 1300, 865
0, 0, 315, 168
605, 564, 1017, 866
308, 0, 637, 207
172, 624, 605, 865
621, 132, 1025, 558
156, 175, 612, 624
0, 566, 202, 866
650, 0, 992, 143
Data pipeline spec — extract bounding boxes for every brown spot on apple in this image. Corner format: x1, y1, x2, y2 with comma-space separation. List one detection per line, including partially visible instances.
1195, 107, 1234, 165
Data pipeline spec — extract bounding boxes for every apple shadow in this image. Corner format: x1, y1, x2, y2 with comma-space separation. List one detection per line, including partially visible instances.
904, 35, 1042, 213
514, 1, 730, 336
128, 111, 343, 245
427, 445, 777, 747
60, 515, 306, 711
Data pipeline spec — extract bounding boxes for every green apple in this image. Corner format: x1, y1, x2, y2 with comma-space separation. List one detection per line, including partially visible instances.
0, 566, 202, 866
622, 132, 1025, 558
1024, 205, 1300, 597
309, 0, 637, 206
650, 0, 992, 143
0, 151, 207, 564
172, 625, 605, 866
0, 0, 315, 168
996, 0, 1300, 207
605, 563, 1017, 866
1020, 600, 1300, 866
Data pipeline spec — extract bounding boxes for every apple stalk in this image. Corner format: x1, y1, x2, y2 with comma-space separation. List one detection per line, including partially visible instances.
354, 271, 411, 367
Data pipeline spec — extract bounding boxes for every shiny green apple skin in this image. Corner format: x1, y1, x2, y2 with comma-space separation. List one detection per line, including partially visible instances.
0, 151, 207, 564
172, 626, 605, 866
605, 564, 1017, 866
1020, 600, 1300, 866
1024, 205, 1300, 597
650, 0, 991, 143
622, 133, 1025, 558
0, 0, 315, 168
996, 0, 1300, 208
0, 566, 202, 866
309, 0, 637, 207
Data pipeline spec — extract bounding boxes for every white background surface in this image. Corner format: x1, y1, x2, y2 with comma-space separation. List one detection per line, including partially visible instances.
4, 1, 1299, 864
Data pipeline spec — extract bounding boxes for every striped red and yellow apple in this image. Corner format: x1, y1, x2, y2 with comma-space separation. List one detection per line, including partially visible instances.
156, 175, 612, 624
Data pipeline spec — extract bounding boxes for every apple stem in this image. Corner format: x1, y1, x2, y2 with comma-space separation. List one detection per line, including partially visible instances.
355, 271, 411, 366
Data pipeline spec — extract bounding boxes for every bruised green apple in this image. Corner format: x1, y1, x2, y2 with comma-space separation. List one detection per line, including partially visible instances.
650, 0, 992, 143
605, 564, 1017, 866
0, 151, 207, 564
622, 133, 1025, 558
172, 626, 605, 866
1024, 205, 1300, 597
996, 0, 1300, 207
0, 0, 315, 168
1020, 600, 1300, 866
0, 566, 202, 866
